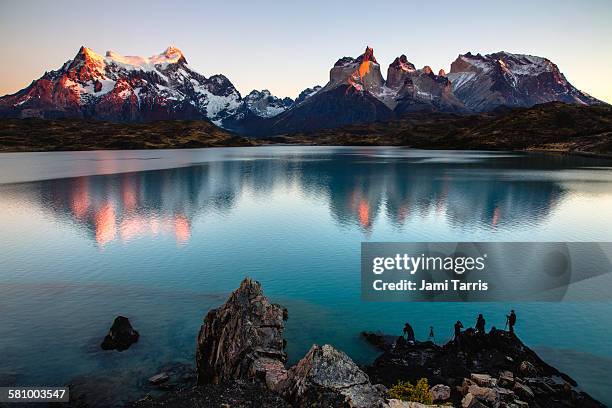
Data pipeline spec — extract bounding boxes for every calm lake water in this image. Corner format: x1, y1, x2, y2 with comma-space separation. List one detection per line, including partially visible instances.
1, 146, 611, 405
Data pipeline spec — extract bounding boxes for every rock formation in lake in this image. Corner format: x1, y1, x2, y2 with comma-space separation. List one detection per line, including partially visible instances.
363, 328, 605, 408
195, 278, 391, 407
100, 316, 139, 351
195, 278, 288, 385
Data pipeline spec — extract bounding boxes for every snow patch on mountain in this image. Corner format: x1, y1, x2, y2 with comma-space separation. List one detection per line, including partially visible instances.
446, 71, 476, 92
244, 90, 293, 118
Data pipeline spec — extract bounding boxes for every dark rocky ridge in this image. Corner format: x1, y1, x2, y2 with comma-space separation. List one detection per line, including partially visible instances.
265, 84, 395, 135
363, 328, 605, 408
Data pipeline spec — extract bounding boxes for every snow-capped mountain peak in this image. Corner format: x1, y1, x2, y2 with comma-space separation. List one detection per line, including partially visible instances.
104, 46, 187, 71
294, 86, 322, 106
447, 50, 600, 111
0, 45, 244, 124
243, 89, 293, 118
0, 45, 604, 135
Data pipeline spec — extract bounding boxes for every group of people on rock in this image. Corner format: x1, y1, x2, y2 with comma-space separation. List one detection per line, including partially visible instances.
402, 310, 517, 344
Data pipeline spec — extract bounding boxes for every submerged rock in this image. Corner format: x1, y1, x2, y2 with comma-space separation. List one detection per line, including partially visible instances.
100, 316, 139, 351
148, 372, 169, 385
195, 278, 288, 385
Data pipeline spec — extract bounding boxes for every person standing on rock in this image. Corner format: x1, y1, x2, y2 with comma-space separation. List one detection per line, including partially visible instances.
475, 314, 486, 335
506, 310, 517, 333
403, 322, 415, 344
454, 320, 464, 340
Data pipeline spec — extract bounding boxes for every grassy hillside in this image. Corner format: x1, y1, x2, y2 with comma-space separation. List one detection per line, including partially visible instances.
282, 102, 612, 155
0, 118, 254, 152
1, 103, 611, 155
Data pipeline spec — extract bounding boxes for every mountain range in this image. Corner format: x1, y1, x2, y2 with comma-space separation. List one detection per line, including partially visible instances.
0, 45, 604, 135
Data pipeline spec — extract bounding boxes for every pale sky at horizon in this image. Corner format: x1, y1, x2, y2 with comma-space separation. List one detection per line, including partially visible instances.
1, 0, 611, 103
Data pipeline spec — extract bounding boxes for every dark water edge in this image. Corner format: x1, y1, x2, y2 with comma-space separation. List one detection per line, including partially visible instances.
535, 347, 612, 406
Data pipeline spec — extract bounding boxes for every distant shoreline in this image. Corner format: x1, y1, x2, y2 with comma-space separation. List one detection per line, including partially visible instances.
2, 139, 612, 162
1, 103, 611, 156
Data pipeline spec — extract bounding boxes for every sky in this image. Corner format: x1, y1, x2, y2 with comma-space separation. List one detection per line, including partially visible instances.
1, 0, 611, 103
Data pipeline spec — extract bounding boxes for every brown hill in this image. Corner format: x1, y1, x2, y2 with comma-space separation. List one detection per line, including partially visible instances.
283, 102, 612, 156
0, 118, 253, 152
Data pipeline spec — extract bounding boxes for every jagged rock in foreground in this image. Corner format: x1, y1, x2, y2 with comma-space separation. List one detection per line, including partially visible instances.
195, 278, 390, 407
282, 344, 388, 407
100, 316, 139, 351
364, 328, 605, 408
196, 278, 288, 385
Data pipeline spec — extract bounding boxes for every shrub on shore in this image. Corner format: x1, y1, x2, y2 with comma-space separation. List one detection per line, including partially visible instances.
388, 377, 432, 404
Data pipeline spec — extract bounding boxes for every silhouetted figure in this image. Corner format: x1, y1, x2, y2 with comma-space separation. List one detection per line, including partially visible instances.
428, 326, 435, 343
454, 320, 464, 340
476, 314, 486, 334
403, 322, 415, 344
507, 310, 517, 333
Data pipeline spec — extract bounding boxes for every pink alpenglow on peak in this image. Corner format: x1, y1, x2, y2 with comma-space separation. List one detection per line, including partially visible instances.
104, 46, 187, 70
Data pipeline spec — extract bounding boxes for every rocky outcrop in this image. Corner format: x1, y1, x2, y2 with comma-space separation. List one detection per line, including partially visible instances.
195, 278, 390, 407
129, 278, 607, 407
196, 278, 288, 385
100, 316, 139, 351
364, 329, 605, 408
282, 344, 388, 408
386, 55, 417, 90
329, 46, 385, 94
393, 68, 467, 114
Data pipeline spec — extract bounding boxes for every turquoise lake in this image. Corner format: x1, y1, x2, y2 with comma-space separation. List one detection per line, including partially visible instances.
1, 146, 611, 405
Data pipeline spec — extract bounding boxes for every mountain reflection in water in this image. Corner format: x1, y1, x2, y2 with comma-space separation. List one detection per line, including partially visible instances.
8, 150, 581, 246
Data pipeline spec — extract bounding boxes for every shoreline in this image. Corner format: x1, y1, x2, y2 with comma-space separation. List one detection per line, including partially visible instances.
66, 279, 606, 408
2, 142, 612, 162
